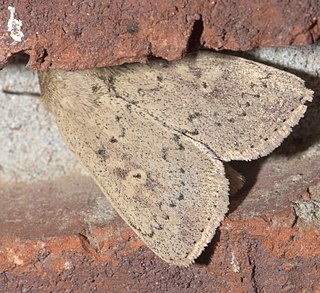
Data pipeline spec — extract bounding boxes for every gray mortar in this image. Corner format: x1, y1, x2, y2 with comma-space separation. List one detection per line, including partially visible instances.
0, 65, 86, 183
293, 200, 320, 224
0, 43, 319, 184
248, 43, 320, 77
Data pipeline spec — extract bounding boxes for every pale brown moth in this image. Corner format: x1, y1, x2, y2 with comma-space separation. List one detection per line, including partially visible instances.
39, 51, 313, 266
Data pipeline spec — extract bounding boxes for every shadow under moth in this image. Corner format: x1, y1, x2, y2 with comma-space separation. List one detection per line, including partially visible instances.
39, 51, 313, 266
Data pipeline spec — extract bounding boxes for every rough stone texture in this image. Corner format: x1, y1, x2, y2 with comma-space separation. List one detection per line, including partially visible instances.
0, 63, 85, 183
0, 43, 319, 291
0, 0, 320, 70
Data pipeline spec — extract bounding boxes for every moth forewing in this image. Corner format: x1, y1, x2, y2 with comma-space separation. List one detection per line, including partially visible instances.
39, 51, 312, 265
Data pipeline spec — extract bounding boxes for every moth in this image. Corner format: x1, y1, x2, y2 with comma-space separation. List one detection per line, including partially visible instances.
39, 51, 313, 266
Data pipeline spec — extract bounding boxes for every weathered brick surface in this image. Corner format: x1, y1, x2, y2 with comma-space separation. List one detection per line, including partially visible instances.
0, 0, 320, 70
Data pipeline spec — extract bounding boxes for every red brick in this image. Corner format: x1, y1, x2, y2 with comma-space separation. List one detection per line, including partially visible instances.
0, 0, 319, 70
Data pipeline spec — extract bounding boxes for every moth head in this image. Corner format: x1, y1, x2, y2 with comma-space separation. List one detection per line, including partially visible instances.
39, 70, 60, 113
39, 69, 112, 117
